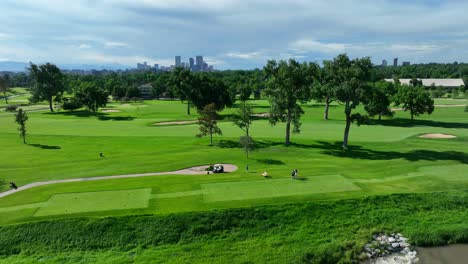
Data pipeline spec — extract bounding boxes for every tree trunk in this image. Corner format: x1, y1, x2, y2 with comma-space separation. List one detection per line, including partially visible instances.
343, 115, 351, 149
378, 113, 382, 121
411, 110, 414, 121
285, 116, 291, 146
23, 135, 26, 144
210, 127, 213, 145
342, 102, 351, 149
187, 101, 191, 115
3, 92, 7, 104
324, 98, 330, 120
48, 98, 54, 112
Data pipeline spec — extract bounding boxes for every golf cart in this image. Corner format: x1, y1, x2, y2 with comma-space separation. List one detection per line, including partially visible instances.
212, 164, 224, 173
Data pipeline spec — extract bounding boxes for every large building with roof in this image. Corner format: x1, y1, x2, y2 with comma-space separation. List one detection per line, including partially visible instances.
384, 79, 465, 88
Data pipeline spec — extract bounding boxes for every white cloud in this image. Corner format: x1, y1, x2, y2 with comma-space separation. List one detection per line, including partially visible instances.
388, 44, 439, 53
0, 33, 11, 39
78, 44, 91, 49
290, 39, 349, 54
224, 52, 262, 59
105, 42, 128, 47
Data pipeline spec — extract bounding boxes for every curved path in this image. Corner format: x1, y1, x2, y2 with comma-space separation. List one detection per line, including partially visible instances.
0, 164, 238, 199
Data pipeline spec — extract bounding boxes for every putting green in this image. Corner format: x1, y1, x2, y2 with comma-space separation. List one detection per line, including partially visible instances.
202, 175, 361, 202
34, 188, 151, 217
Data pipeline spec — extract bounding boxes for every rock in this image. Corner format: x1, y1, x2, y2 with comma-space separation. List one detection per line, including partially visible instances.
392, 242, 400, 248
388, 237, 396, 243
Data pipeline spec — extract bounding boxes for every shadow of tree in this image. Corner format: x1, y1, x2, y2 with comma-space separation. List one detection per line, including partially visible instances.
311, 141, 468, 164
29, 144, 61, 150
217, 139, 315, 149
255, 159, 285, 165
43, 110, 135, 121
369, 118, 468, 129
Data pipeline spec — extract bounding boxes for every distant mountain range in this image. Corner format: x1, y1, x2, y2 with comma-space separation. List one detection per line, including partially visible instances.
0, 61, 131, 72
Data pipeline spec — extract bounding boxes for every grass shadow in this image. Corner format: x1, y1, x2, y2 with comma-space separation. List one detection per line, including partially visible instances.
217, 139, 314, 149
29, 143, 61, 150
295, 177, 308, 181
44, 110, 135, 121
370, 118, 468, 129
311, 141, 468, 164
255, 159, 285, 165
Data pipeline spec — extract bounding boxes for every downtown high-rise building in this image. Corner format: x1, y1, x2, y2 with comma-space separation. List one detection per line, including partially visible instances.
393, 58, 398, 67
382, 59, 388, 66
195, 56, 203, 71
189, 58, 194, 69
175, 56, 181, 67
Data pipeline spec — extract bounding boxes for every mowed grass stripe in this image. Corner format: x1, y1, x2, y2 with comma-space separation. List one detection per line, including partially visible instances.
202, 175, 361, 202
34, 188, 152, 217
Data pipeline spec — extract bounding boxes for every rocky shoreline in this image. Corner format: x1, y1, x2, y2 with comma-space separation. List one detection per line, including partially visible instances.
360, 233, 419, 264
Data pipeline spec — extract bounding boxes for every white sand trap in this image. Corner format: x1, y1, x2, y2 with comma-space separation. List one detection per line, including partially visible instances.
153, 120, 197, 125
252, 112, 270, 117
419, 133, 457, 139
102, 109, 121, 113
0, 164, 238, 198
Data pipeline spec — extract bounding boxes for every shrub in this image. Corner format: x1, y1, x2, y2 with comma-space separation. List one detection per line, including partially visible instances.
464, 105, 468, 112
5, 104, 18, 112
62, 98, 83, 111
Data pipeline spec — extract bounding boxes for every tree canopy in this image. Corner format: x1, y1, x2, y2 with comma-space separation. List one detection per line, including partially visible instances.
394, 83, 434, 120
28, 63, 65, 112
326, 54, 373, 149
263, 59, 317, 146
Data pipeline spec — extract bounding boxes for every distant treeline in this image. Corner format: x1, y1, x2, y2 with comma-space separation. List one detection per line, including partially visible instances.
3, 62, 467, 90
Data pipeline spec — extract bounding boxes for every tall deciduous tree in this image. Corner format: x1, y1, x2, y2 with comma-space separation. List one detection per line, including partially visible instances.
170, 67, 194, 115
394, 83, 434, 120
364, 81, 395, 120
15, 108, 28, 144
190, 74, 233, 111
74, 82, 108, 113
197, 103, 222, 145
327, 54, 373, 149
233, 101, 254, 137
263, 59, 317, 146
312, 66, 334, 120
0, 74, 11, 104
28, 63, 65, 112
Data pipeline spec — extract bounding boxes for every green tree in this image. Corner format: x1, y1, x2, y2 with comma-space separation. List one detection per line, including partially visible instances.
312, 66, 334, 120
364, 81, 394, 120
15, 108, 28, 144
238, 83, 253, 101
233, 101, 254, 137
197, 103, 222, 145
394, 83, 434, 120
263, 59, 317, 146
190, 74, 233, 111
0, 74, 11, 104
28, 63, 65, 112
239, 135, 255, 158
327, 54, 373, 149
74, 82, 109, 113
170, 68, 194, 115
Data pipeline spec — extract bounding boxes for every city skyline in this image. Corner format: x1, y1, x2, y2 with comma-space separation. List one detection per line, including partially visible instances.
1, 1, 468, 69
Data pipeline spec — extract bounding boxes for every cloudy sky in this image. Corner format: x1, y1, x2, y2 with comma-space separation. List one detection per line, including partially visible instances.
1, 0, 468, 69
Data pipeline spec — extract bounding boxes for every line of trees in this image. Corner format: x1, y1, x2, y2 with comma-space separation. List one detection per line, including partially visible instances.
263, 54, 435, 149
22, 58, 436, 149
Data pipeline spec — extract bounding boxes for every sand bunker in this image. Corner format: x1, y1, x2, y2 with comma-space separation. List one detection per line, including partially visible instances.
252, 113, 270, 117
419, 133, 457, 139
153, 120, 197, 125
102, 109, 121, 113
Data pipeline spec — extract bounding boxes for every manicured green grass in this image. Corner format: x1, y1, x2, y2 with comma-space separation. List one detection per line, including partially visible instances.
0, 98, 467, 226
34, 188, 152, 217
201, 175, 361, 202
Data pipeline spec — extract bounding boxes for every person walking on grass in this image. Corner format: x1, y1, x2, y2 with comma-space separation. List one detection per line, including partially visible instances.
291, 169, 296, 179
